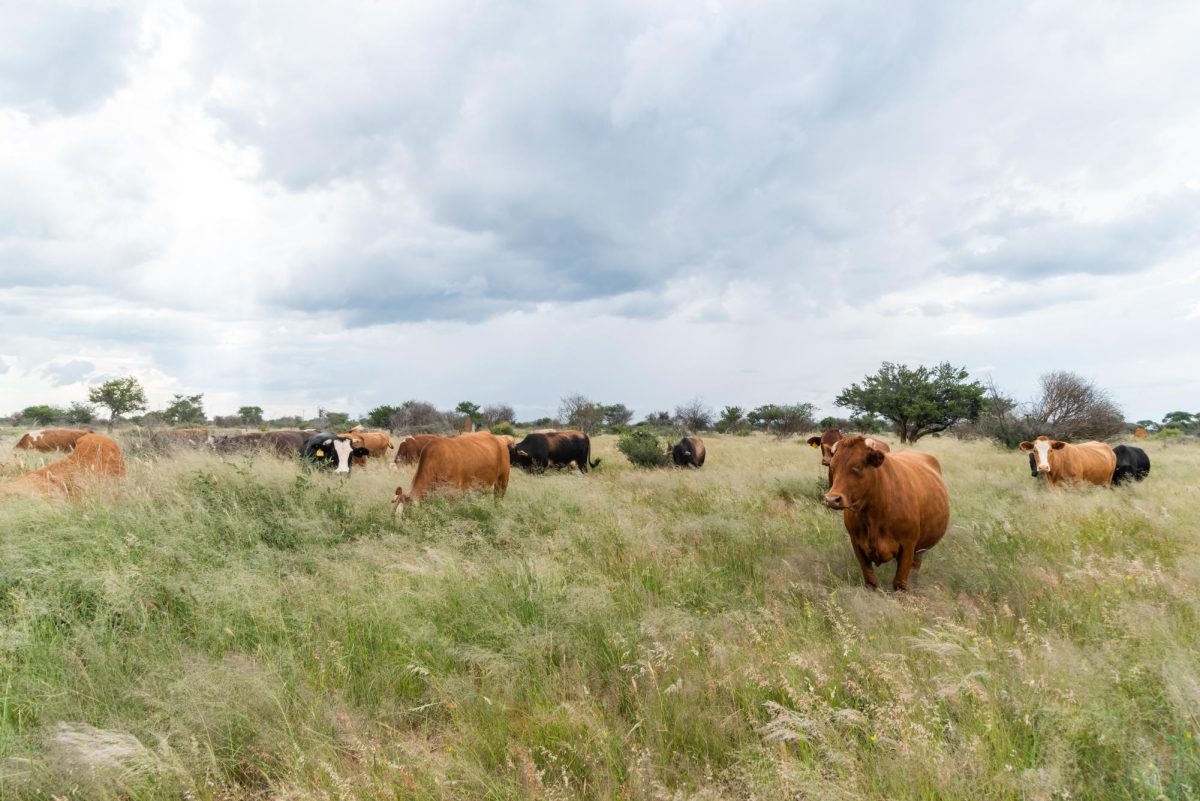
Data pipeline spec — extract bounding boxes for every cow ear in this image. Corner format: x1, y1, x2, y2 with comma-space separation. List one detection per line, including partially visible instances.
322, 438, 333, 446
1051, 441, 1066, 450
515, 449, 528, 457
806, 437, 821, 448
866, 449, 886, 468
1019, 441, 1033, 451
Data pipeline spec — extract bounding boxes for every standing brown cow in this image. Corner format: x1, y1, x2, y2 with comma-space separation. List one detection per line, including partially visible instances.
393, 434, 441, 466
1019, 436, 1116, 487
823, 435, 949, 592
393, 432, 509, 515
14, 428, 95, 453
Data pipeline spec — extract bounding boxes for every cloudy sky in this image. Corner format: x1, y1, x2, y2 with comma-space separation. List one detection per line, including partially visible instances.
2, 1, 1198, 423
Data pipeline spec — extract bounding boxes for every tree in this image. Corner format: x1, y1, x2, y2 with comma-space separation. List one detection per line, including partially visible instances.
162, 393, 205, 425
600, 403, 634, 429
455, 401, 483, 430
747, 403, 816, 436
715, 406, 745, 433
325, 411, 352, 430
1027, 371, 1124, 441
641, 410, 672, 428
559, 394, 603, 434
21, 405, 63, 425
674, 398, 713, 432
392, 400, 448, 433
1161, 411, 1197, 431
239, 405, 265, 426
65, 402, 96, 424
835, 362, 984, 444
365, 404, 399, 429
87, 377, 148, 431
481, 404, 516, 428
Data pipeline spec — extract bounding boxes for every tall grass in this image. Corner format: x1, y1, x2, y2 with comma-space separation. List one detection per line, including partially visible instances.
0, 431, 1197, 798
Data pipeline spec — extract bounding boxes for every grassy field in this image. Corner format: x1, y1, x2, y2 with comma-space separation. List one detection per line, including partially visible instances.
0, 430, 1197, 799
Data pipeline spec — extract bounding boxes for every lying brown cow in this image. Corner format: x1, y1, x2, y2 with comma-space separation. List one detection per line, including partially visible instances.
14, 428, 95, 453
823, 435, 949, 592
1019, 436, 1116, 487
393, 432, 509, 515
0, 433, 125, 499
393, 434, 440, 466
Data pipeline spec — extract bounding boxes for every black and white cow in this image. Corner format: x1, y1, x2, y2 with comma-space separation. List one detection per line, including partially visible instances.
301, 432, 370, 474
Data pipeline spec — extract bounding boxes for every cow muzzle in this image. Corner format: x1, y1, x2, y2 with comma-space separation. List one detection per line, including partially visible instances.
823, 492, 846, 510
1037, 464, 1050, 474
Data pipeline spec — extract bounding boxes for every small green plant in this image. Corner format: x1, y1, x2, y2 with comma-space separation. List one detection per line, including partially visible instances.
490, 421, 516, 436
617, 429, 670, 467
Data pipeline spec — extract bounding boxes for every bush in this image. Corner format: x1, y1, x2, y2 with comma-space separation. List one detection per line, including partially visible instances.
617, 430, 670, 468
490, 421, 516, 436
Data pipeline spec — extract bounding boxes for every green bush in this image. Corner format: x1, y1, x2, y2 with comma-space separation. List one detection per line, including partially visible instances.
490, 421, 516, 436
617, 429, 670, 468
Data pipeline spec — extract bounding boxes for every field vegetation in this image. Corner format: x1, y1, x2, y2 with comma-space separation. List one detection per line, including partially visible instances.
0, 430, 1197, 799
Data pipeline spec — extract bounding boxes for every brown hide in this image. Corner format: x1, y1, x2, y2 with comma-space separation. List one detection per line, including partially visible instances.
1133, 427, 1148, 439
393, 434, 440, 465
1, 434, 125, 499
807, 428, 891, 469
823, 435, 949, 592
13, 428, 95, 453
393, 432, 509, 513
1020, 436, 1116, 487
338, 431, 393, 466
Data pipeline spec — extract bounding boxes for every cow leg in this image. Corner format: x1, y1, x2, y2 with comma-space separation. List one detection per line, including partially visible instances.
893, 544, 917, 593
850, 541, 879, 590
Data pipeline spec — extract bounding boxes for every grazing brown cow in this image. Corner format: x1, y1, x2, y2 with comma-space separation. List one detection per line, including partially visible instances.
807, 428, 890, 468
393, 434, 440, 466
13, 428, 95, 453
393, 432, 510, 515
823, 435, 950, 592
0, 434, 125, 499
1019, 436, 1116, 487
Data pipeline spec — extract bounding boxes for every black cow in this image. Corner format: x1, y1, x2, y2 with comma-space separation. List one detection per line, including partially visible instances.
1029, 452, 1041, 478
301, 432, 370, 474
510, 430, 600, 474
670, 436, 706, 468
1111, 445, 1150, 485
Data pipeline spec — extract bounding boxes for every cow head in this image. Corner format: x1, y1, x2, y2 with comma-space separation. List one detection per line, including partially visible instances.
808, 428, 842, 467
392, 487, 411, 516
1019, 436, 1064, 475
823, 435, 885, 510
304, 434, 370, 474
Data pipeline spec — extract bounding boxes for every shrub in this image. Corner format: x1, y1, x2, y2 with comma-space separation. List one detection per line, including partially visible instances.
617, 430, 670, 468
490, 421, 516, 436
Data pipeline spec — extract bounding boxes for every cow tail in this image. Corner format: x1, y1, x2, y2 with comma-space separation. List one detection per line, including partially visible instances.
587, 438, 601, 469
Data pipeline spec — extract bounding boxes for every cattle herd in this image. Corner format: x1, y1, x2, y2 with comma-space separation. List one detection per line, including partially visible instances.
2, 422, 1154, 593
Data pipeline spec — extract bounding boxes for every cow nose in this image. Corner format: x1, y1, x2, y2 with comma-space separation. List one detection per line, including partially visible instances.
823, 493, 844, 509
821, 459, 831, 467
1037, 465, 1050, 473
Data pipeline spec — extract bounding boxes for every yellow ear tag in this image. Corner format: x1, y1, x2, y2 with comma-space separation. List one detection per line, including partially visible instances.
315, 448, 325, 457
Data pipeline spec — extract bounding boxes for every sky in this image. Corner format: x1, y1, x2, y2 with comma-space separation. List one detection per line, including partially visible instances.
1, 1, 1198, 423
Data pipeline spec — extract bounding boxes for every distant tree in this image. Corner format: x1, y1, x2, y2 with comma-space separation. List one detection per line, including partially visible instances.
392, 400, 448, 433
455, 401, 483, 427
162, 393, 206, 425
365, 404, 399, 429
480, 404, 516, 428
600, 403, 634, 429
324, 411, 353, 430
850, 412, 888, 434
238, 405, 264, 426
1026, 371, 1125, 441
1161, 411, 1197, 431
560, 394, 604, 433
973, 379, 1032, 448
715, 406, 745, 433
674, 398, 713, 432
747, 403, 816, 436
641, 411, 672, 428
87, 376, 148, 431
1134, 419, 1160, 434
266, 415, 302, 429
20, 405, 64, 426
212, 415, 243, 428
835, 362, 984, 444
64, 401, 96, 424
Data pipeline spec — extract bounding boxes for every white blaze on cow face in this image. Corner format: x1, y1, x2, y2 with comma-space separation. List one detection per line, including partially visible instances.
29, 430, 43, 441
331, 438, 353, 473
1033, 439, 1053, 473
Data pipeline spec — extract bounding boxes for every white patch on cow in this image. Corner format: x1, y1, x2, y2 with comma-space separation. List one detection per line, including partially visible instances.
864, 438, 875, 450
29, 430, 44, 441
400, 436, 413, 444
1034, 439, 1052, 472
332, 438, 353, 473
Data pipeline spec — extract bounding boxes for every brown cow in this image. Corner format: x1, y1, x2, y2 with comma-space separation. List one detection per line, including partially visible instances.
807, 428, 891, 468
338, 431, 393, 466
150, 427, 209, 448
13, 428, 95, 453
393, 434, 441, 466
1133, 427, 1149, 439
1019, 436, 1116, 487
823, 435, 950, 592
393, 432, 510, 515
1, 434, 125, 499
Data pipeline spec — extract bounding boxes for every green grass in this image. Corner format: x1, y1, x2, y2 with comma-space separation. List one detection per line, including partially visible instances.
0, 431, 1198, 798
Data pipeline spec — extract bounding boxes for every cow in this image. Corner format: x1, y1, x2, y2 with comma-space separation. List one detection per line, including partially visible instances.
1133, 427, 1149, 439
393, 432, 510, 515
822, 435, 949, 592
670, 436, 706, 468
208, 432, 265, 454
1028, 452, 1041, 479
150, 427, 209, 448
338, 430, 393, 466
0, 433, 125, 499
1111, 444, 1151, 485
260, 430, 308, 456
510, 430, 600, 474
301, 432, 371, 474
393, 434, 441, 466
1019, 436, 1116, 487
13, 428, 95, 453
808, 428, 890, 469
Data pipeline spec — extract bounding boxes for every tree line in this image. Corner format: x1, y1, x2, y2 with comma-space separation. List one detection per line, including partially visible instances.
8, 364, 1194, 446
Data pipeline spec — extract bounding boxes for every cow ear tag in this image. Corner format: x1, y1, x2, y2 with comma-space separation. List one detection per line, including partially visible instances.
315, 448, 325, 457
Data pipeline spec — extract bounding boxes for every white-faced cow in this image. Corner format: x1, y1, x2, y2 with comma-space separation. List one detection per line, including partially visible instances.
1019, 436, 1116, 487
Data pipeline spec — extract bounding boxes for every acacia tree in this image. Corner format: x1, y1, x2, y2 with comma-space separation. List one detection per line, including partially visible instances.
238, 405, 265, 426
715, 406, 745, 433
835, 362, 984, 444
162, 393, 205, 425
87, 377, 148, 431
